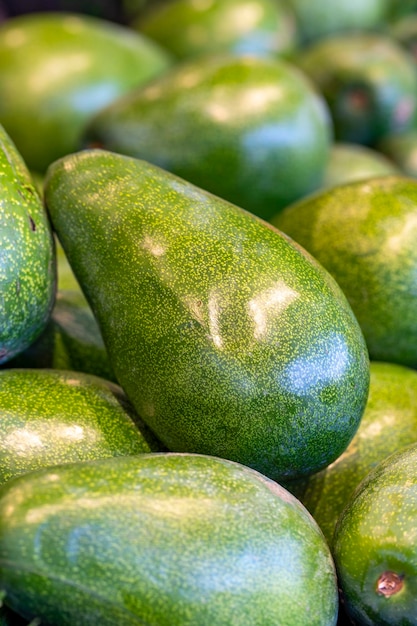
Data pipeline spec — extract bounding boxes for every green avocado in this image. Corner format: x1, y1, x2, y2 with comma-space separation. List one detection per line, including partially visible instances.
272, 176, 417, 368
133, 0, 298, 60
0, 124, 56, 365
321, 142, 400, 190
0, 453, 339, 625
295, 32, 417, 146
0, 12, 172, 172
3, 290, 116, 383
44, 149, 369, 482
0, 368, 161, 484
286, 361, 417, 545
83, 53, 332, 220
334, 442, 417, 625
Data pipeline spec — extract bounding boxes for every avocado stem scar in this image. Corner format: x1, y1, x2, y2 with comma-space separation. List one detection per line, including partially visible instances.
376, 571, 404, 597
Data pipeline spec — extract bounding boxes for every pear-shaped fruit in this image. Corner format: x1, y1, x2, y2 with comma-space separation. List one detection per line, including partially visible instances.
84, 54, 332, 220
0, 453, 339, 626
45, 149, 369, 482
0, 12, 172, 172
272, 176, 417, 368
0, 124, 55, 365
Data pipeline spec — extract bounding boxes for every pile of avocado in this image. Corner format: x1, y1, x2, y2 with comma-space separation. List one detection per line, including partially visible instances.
1, 1, 417, 624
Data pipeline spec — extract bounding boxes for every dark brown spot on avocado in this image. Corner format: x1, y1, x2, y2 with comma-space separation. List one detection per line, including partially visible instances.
376, 571, 404, 597
29, 216, 36, 231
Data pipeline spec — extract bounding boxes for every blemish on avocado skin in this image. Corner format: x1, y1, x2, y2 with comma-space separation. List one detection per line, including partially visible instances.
29, 216, 36, 231
376, 571, 404, 597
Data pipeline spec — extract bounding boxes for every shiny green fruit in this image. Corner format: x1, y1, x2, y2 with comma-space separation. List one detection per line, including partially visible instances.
45, 150, 369, 482
0, 368, 161, 484
3, 290, 116, 383
133, 0, 298, 60
0, 12, 172, 172
272, 176, 417, 368
296, 32, 417, 146
334, 442, 417, 625
0, 453, 339, 625
322, 142, 399, 190
287, 362, 417, 544
84, 54, 332, 220
0, 124, 55, 365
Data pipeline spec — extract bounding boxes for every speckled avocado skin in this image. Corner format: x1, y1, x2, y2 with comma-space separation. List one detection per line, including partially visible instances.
272, 175, 417, 368
45, 150, 369, 482
84, 54, 332, 220
286, 361, 417, 545
4, 290, 117, 383
334, 442, 417, 625
0, 125, 56, 365
0, 453, 339, 625
0, 368, 162, 484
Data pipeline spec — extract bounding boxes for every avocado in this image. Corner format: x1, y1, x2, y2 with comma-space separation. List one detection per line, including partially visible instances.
286, 361, 417, 545
295, 32, 417, 146
286, 0, 389, 43
133, 0, 298, 60
0, 124, 56, 365
44, 149, 369, 482
3, 290, 116, 383
83, 53, 332, 220
322, 142, 400, 190
272, 176, 417, 368
334, 442, 417, 625
0, 453, 339, 625
0, 12, 172, 172
0, 368, 162, 484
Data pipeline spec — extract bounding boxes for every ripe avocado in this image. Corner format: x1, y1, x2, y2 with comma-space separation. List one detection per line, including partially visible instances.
0, 12, 172, 172
0, 124, 55, 365
83, 54, 332, 220
295, 32, 417, 146
0, 368, 162, 484
133, 0, 298, 60
0, 453, 339, 625
44, 149, 369, 482
3, 290, 116, 383
334, 442, 417, 625
286, 361, 417, 544
272, 176, 417, 368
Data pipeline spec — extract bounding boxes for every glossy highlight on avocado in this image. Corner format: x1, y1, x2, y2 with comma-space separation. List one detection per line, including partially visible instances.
0, 453, 339, 625
0, 368, 162, 484
45, 150, 369, 481
0, 124, 55, 365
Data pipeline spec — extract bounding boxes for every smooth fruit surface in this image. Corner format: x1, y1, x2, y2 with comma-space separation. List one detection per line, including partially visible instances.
334, 442, 417, 625
0, 12, 172, 172
286, 361, 417, 544
0, 368, 161, 484
134, 0, 298, 59
0, 124, 55, 364
272, 176, 417, 368
84, 54, 332, 220
45, 150, 369, 482
296, 33, 417, 146
0, 453, 339, 625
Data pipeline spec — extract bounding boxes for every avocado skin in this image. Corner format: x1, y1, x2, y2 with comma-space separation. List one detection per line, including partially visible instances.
0, 12, 172, 172
4, 290, 116, 383
272, 176, 417, 368
0, 125, 56, 365
296, 33, 417, 146
0, 368, 162, 485
0, 453, 338, 626
334, 442, 417, 625
286, 362, 417, 545
84, 54, 332, 220
45, 149, 369, 482
133, 0, 298, 60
